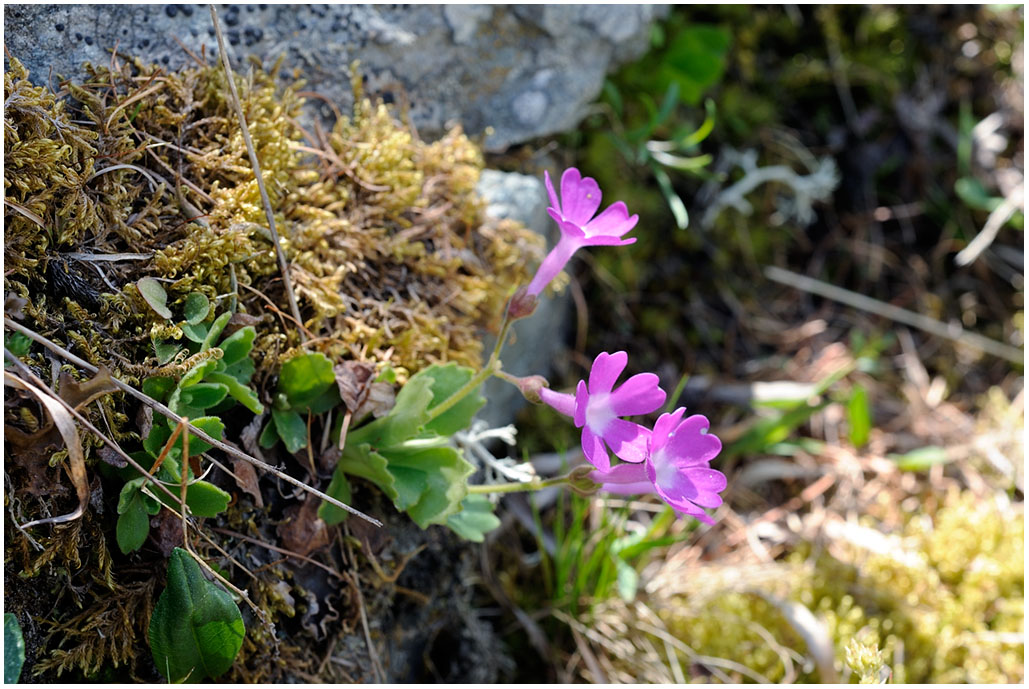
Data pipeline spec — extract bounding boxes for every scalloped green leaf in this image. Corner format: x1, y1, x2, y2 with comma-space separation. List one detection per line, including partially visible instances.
320, 443, 397, 525
279, 352, 336, 411
149, 548, 245, 682
414, 362, 486, 436
218, 326, 256, 367
258, 419, 279, 449
183, 292, 211, 325
383, 445, 473, 528
446, 494, 501, 542
184, 481, 231, 518
180, 359, 219, 388
153, 339, 181, 365
138, 277, 172, 319
222, 357, 256, 385
347, 374, 433, 450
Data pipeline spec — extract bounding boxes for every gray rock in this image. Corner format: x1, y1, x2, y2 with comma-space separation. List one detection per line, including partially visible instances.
3, 3, 666, 151
476, 170, 570, 430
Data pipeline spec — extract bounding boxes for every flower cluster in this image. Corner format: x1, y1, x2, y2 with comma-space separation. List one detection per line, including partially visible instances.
525, 167, 727, 523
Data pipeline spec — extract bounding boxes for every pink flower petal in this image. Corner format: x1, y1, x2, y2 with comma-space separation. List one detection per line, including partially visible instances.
588, 351, 628, 395
581, 425, 610, 472
664, 415, 722, 466
547, 209, 586, 240
539, 388, 576, 418
608, 372, 666, 416
651, 408, 687, 453
544, 169, 560, 214
583, 202, 638, 238
526, 234, 581, 297
581, 235, 637, 247
603, 419, 650, 463
573, 380, 589, 428
685, 467, 727, 494
590, 462, 648, 484
560, 168, 603, 226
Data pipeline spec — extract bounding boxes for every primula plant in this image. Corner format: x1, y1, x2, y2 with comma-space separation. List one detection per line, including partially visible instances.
322, 166, 728, 529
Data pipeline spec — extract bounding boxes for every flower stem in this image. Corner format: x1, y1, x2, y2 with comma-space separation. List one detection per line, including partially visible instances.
424, 302, 516, 424
466, 475, 571, 495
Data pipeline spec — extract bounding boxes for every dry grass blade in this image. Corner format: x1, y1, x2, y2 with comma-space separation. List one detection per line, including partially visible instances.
764, 265, 1023, 363
5, 317, 382, 527
3, 371, 89, 530
208, 3, 306, 343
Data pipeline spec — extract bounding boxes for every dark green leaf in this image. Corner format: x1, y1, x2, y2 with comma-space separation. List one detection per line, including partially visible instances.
446, 494, 501, 542
222, 357, 256, 385
279, 352, 336, 410
272, 409, 307, 454
144, 423, 172, 460
137, 277, 172, 319
180, 359, 219, 388
5, 332, 32, 358
149, 548, 245, 682
258, 419, 279, 449
142, 376, 176, 404
178, 417, 225, 457
317, 467, 353, 526
117, 497, 150, 554
181, 322, 209, 344
184, 481, 230, 517
153, 339, 181, 365
4, 613, 25, 684
179, 383, 229, 410
183, 293, 211, 325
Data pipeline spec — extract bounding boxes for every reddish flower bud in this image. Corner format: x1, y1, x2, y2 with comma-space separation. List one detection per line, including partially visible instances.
507, 287, 539, 320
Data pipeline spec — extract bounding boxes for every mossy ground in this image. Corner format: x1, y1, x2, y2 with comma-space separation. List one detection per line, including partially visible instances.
4, 51, 540, 681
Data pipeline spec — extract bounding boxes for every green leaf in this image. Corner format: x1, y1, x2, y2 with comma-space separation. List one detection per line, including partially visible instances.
890, 446, 951, 471
181, 322, 209, 344
258, 419, 279, 449
137, 277, 172, 320
183, 293, 211, 325
177, 417, 225, 457
201, 311, 233, 352
663, 24, 730, 105
144, 423, 172, 460
180, 359, 219, 388
117, 496, 150, 554
149, 548, 245, 682
384, 445, 474, 528
6, 332, 32, 358
306, 385, 342, 415
347, 374, 434, 449
218, 326, 256, 367
317, 468, 353, 526
415, 363, 486, 436
278, 352, 336, 410
179, 383, 229, 411
222, 357, 256, 385
846, 384, 871, 448
206, 372, 264, 414
272, 409, 307, 454
184, 481, 231, 518
4, 613, 25, 684
153, 339, 181, 365
142, 376, 176, 404
446, 494, 501, 542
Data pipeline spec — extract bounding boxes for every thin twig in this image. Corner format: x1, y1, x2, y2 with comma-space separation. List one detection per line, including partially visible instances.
763, 265, 1023, 363
209, 4, 306, 343
4, 317, 381, 526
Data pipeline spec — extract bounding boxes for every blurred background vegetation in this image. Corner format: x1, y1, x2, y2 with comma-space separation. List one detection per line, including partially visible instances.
487, 5, 1023, 683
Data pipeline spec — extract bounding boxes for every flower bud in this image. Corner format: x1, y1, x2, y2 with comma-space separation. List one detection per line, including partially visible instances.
567, 464, 601, 496
507, 287, 538, 320
516, 374, 549, 404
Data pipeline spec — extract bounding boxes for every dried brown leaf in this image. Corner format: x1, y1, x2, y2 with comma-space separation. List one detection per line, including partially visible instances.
278, 494, 330, 557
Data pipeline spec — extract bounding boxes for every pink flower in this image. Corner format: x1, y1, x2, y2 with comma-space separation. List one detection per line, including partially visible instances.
525, 167, 639, 297
539, 351, 665, 472
590, 409, 725, 524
